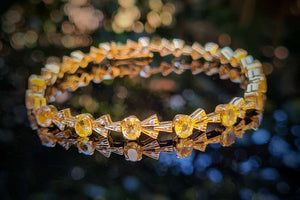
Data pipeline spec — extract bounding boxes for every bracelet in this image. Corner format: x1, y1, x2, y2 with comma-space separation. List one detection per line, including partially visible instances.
26, 37, 267, 161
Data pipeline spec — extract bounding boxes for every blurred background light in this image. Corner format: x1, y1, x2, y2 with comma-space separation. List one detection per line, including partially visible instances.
70, 166, 85, 180
194, 154, 212, 171
268, 136, 291, 157
83, 184, 105, 199
291, 125, 300, 137
239, 188, 254, 200
207, 168, 223, 183
260, 168, 279, 181
251, 129, 271, 145
273, 110, 288, 122
123, 176, 139, 191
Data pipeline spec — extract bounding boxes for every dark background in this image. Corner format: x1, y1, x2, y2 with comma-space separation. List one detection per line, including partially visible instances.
0, 0, 300, 199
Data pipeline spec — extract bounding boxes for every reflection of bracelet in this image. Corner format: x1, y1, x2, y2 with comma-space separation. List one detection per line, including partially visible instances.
26, 37, 267, 161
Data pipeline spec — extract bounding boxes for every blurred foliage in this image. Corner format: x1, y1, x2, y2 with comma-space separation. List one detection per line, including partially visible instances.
0, 0, 300, 200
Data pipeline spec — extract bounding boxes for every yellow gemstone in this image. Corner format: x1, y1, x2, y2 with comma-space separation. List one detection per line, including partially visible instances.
230, 97, 246, 118
28, 75, 46, 93
245, 62, 263, 78
124, 142, 142, 162
218, 65, 231, 79
249, 114, 262, 130
220, 127, 236, 146
37, 128, 56, 147
220, 47, 233, 64
27, 110, 38, 130
121, 116, 141, 140
215, 104, 238, 126
248, 75, 267, 93
193, 133, 208, 152
231, 48, 247, 67
205, 42, 219, 55
244, 92, 266, 111
234, 120, 247, 138
175, 138, 194, 158
26, 90, 46, 109
45, 63, 60, 74
52, 108, 72, 130
75, 114, 93, 137
36, 105, 57, 127
173, 114, 193, 138
229, 69, 241, 83
77, 137, 95, 155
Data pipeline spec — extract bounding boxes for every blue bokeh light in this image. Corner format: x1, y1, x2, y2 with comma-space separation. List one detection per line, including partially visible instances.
209, 143, 221, 149
291, 125, 300, 137
123, 176, 139, 191
159, 151, 195, 175
239, 188, 253, 200
83, 184, 105, 198
260, 168, 279, 180
276, 182, 290, 194
294, 138, 300, 150
268, 136, 291, 157
273, 110, 288, 122
194, 154, 212, 171
251, 129, 271, 145
207, 168, 223, 183
239, 157, 260, 174
283, 151, 300, 168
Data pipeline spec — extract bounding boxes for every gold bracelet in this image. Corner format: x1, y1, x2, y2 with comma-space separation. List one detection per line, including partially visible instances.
26, 37, 267, 161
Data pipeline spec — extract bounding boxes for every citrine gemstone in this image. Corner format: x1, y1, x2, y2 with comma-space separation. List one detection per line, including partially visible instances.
124, 142, 142, 162
28, 75, 46, 93
193, 142, 207, 152
173, 114, 193, 138
215, 104, 238, 127
191, 42, 205, 60
38, 128, 56, 147
77, 137, 95, 155
234, 120, 247, 138
244, 92, 266, 111
220, 127, 236, 146
229, 69, 241, 83
27, 110, 38, 130
175, 138, 194, 158
205, 42, 219, 55
230, 97, 246, 118
248, 75, 267, 93
231, 48, 247, 67
220, 47, 233, 64
52, 108, 72, 130
121, 116, 141, 140
26, 90, 47, 110
45, 63, 60, 74
36, 105, 57, 127
249, 114, 262, 130
218, 65, 231, 79
75, 114, 93, 137
193, 133, 207, 152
